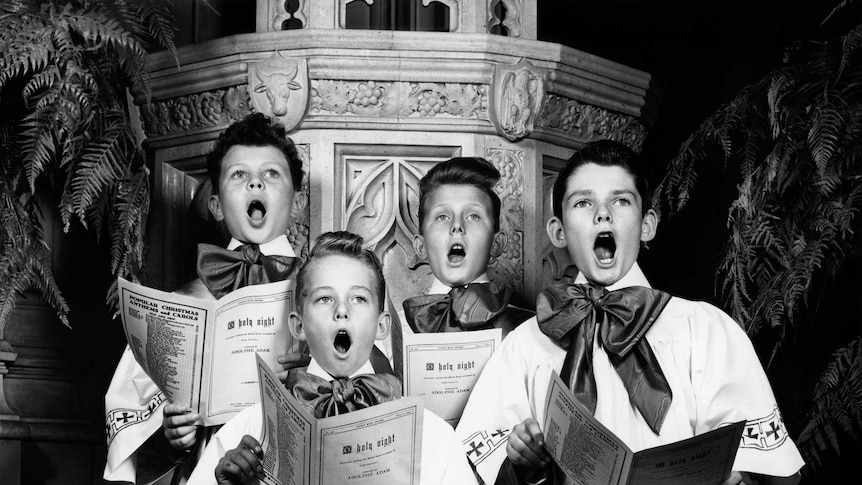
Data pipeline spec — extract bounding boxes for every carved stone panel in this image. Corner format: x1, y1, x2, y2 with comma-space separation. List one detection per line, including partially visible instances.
249, 54, 310, 132
311, 80, 488, 119
139, 86, 253, 138
537, 94, 648, 151
289, 144, 312, 261
490, 59, 545, 142
484, 147, 525, 298
333, 145, 461, 309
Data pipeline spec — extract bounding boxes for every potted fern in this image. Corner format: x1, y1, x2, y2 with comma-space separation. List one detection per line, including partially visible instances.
0, 0, 184, 333
655, 2, 862, 481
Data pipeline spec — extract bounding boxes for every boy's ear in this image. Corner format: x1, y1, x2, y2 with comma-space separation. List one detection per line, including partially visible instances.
375, 311, 391, 341
490, 231, 506, 259
288, 311, 307, 341
640, 209, 659, 243
412, 234, 427, 260
208, 194, 225, 222
546, 216, 568, 249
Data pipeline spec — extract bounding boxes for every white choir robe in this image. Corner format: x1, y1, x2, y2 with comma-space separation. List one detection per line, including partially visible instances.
455, 263, 804, 484
187, 358, 478, 485
103, 236, 296, 484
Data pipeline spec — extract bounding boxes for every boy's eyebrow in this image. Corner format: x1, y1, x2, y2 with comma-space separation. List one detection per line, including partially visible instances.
565, 188, 639, 199
565, 189, 593, 200
308, 285, 373, 293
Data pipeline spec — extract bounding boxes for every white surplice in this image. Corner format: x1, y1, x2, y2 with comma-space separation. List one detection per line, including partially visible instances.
454, 263, 804, 484
187, 358, 477, 485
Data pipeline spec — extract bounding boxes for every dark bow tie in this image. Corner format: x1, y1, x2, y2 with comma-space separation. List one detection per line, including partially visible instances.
537, 283, 673, 434
196, 243, 297, 299
286, 371, 402, 419
403, 282, 513, 333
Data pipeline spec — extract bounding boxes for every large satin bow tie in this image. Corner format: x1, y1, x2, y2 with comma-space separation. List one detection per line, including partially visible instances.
286, 372, 402, 419
402, 282, 513, 333
537, 283, 673, 434
196, 243, 297, 299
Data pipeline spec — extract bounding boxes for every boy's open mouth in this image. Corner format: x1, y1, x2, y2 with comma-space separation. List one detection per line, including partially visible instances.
247, 200, 266, 220
333, 329, 352, 354
594, 232, 616, 263
448, 243, 466, 263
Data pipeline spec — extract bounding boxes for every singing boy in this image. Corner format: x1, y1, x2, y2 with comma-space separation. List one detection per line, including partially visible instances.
104, 113, 309, 484
187, 231, 476, 485
401, 157, 532, 337
455, 140, 804, 484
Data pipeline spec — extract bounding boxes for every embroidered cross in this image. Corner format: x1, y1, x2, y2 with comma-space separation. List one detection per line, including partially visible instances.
491, 429, 508, 438
766, 421, 782, 441
467, 440, 486, 458
116, 412, 135, 424
745, 427, 759, 440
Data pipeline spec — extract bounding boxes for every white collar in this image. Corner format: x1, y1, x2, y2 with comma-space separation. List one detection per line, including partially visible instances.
427, 273, 491, 295
573, 263, 651, 291
306, 357, 374, 380
226, 234, 296, 257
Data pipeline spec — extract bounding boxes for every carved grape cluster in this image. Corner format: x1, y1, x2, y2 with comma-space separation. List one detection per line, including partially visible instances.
173, 103, 192, 129
417, 90, 447, 115
501, 229, 522, 261
350, 81, 384, 108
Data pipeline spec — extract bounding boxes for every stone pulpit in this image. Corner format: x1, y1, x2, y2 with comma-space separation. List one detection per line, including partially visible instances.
138, 0, 657, 313
0, 1, 657, 483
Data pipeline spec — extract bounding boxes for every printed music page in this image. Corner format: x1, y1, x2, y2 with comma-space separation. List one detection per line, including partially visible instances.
315, 395, 423, 484
543, 372, 745, 485
203, 281, 296, 424
402, 328, 502, 425
257, 354, 315, 485
255, 355, 424, 485
118, 278, 209, 413
117, 277, 296, 426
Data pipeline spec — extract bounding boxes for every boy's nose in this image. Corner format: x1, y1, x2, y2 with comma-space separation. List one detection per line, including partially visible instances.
450, 219, 464, 234
334, 302, 349, 320
595, 206, 612, 223
247, 176, 263, 190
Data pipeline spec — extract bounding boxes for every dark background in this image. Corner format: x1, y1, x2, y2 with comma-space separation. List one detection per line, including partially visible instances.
536, 2, 862, 481
539, 0, 847, 300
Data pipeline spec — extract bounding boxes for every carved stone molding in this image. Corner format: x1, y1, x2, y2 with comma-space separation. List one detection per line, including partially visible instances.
311, 80, 488, 119
490, 59, 545, 142
249, 54, 310, 132
484, 147, 524, 295
139, 85, 253, 137
537, 94, 648, 151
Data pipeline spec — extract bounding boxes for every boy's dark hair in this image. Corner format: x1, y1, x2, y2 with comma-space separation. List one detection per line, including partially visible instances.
295, 231, 386, 313
207, 113, 304, 194
552, 139, 651, 219
417, 157, 502, 233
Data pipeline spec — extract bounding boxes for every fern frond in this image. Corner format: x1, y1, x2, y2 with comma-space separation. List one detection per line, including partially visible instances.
808, 100, 844, 174
798, 336, 862, 471
71, 125, 125, 223
19, 109, 58, 193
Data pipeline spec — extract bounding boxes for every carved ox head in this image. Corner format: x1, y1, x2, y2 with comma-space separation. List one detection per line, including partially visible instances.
254, 65, 301, 116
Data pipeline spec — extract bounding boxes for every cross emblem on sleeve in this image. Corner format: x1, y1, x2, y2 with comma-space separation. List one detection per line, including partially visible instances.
765, 421, 782, 441
116, 412, 135, 424
746, 427, 759, 440
467, 440, 486, 458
